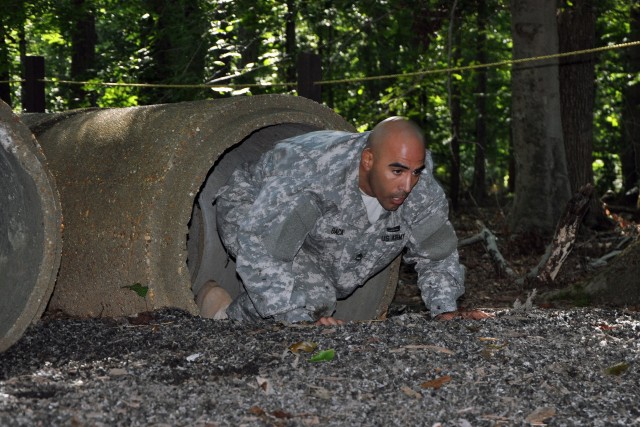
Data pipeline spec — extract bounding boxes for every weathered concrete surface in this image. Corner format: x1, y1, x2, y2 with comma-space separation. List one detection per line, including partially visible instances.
0, 100, 62, 352
21, 95, 398, 319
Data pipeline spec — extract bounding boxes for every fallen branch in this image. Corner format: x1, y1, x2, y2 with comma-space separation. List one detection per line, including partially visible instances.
459, 220, 516, 278
532, 184, 594, 283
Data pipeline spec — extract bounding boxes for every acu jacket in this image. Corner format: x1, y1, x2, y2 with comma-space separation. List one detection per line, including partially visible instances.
215, 130, 464, 322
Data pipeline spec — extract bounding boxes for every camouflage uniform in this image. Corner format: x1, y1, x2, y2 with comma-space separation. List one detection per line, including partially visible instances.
215, 130, 464, 323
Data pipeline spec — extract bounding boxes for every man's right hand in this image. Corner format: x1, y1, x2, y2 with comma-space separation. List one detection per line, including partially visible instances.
315, 317, 345, 326
435, 309, 493, 321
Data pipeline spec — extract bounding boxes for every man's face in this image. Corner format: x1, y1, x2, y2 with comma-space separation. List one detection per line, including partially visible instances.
359, 134, 426, 211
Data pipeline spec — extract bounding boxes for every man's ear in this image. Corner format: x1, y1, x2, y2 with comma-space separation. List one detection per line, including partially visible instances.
361, 148, 374, 170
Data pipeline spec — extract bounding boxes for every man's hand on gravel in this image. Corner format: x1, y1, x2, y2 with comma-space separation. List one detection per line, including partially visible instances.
435, 309, 494, 321
315, 317, 345, 326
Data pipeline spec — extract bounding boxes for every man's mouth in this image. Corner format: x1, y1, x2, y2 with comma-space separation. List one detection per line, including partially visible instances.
391, 196, 406, 206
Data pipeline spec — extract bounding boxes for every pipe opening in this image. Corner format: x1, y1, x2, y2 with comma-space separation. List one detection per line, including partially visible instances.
186, 123, 321, 299
0, 146, 44, 335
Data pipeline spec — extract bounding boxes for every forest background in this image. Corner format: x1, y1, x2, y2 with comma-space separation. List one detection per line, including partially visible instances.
1, 0, 639, 302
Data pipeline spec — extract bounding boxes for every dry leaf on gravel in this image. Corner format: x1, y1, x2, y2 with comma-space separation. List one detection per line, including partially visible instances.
390, 344, 454, 355
525, 406, 556, 424
256, 376, 273, 394
289, 341, 318, 353
420, 375, 452, 389
400, 385, 422, 399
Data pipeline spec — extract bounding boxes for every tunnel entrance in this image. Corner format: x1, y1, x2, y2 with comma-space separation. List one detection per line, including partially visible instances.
186, 123, 401, 321
186, 123, 320, 300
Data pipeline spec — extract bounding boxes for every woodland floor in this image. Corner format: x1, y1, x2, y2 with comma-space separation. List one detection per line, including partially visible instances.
393, 202, 640, 315
2, 203, 640, 426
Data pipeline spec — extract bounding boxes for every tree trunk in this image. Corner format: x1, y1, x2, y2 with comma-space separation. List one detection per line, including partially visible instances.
471, 0, 488, 203
140, 0, 206, 104
0, 26, 11, 106
285, 0, 297, 85
448, 6, 462, 210
621, 3, 640, 192
69, 0, 97, 109
557, 0, 604, 226
509, 0, 572, 236
557, 0, 596, 194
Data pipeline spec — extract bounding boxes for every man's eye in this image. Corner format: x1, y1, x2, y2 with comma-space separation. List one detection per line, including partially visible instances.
413, 170, 423, 176
392, 170, 403, 175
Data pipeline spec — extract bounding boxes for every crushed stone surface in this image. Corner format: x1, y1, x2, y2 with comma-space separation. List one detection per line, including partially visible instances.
1, 307, 639, 426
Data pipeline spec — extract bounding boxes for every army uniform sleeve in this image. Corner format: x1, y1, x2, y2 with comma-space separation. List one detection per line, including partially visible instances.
233, 175, 322, 319
404, 201, 465, 318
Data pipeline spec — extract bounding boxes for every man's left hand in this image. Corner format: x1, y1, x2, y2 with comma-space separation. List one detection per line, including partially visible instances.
435, 309, 493, 321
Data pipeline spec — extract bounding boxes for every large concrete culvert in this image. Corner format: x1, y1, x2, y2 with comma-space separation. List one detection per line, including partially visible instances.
21, 94, 399, 321
0, 100, 63, 352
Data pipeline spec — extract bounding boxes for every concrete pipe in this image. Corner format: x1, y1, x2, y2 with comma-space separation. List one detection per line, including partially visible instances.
0, 100, 62, 352
22, 95, 399, 320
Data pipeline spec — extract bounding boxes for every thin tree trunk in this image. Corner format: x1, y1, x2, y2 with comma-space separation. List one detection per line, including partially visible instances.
621, 3, 640, 192
472, 0, 488, 203
69, 0, 97, 108
285, 0, 297, 85
0, 26, 11, 106
448, 4, 461, 210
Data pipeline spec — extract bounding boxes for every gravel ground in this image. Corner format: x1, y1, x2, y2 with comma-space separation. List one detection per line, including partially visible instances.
1, 307, 639, 426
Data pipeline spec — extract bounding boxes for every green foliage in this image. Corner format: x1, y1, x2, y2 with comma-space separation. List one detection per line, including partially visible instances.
0, 0, 635, 196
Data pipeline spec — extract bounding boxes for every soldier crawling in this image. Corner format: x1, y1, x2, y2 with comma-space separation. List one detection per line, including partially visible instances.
197, 117, 489, 325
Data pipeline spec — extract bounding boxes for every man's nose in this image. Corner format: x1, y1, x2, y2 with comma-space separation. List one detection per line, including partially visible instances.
401, 174, 413, 193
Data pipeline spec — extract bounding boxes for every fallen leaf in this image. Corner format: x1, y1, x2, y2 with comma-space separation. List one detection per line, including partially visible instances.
289, 341, 318, 354
605, 362, 629, 376
248, 406, 265, 416
256, 376, 273, 394
309, 349, 335, 362
121, 283, 148, 298
400, 385, 422, 399
420, 375, 452, 389
272, 409, 292, 419
525, 406, 556, 424
186, 353, 201, 362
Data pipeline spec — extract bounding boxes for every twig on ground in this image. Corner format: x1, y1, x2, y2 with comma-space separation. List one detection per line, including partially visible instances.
459, 220, 516, 278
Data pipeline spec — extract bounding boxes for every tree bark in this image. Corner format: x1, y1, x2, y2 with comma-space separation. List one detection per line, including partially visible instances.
621, 3, 640, 192
471, 0, 488, 203
557, 0, 596, 194
0, 27, 11, 106
69, 0, 97, 108
141, 0, 207, 104
285, 0, 297, 85
509, 0, 572, 236
448, 9, 462, 210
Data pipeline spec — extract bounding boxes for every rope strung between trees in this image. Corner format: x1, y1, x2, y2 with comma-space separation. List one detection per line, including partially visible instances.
1, 40, 639, 89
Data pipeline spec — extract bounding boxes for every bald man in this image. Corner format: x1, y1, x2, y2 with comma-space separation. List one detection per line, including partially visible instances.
199, 117, 488, 324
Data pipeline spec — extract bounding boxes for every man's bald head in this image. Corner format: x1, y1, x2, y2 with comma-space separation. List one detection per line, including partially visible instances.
366, 117, 426, 154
